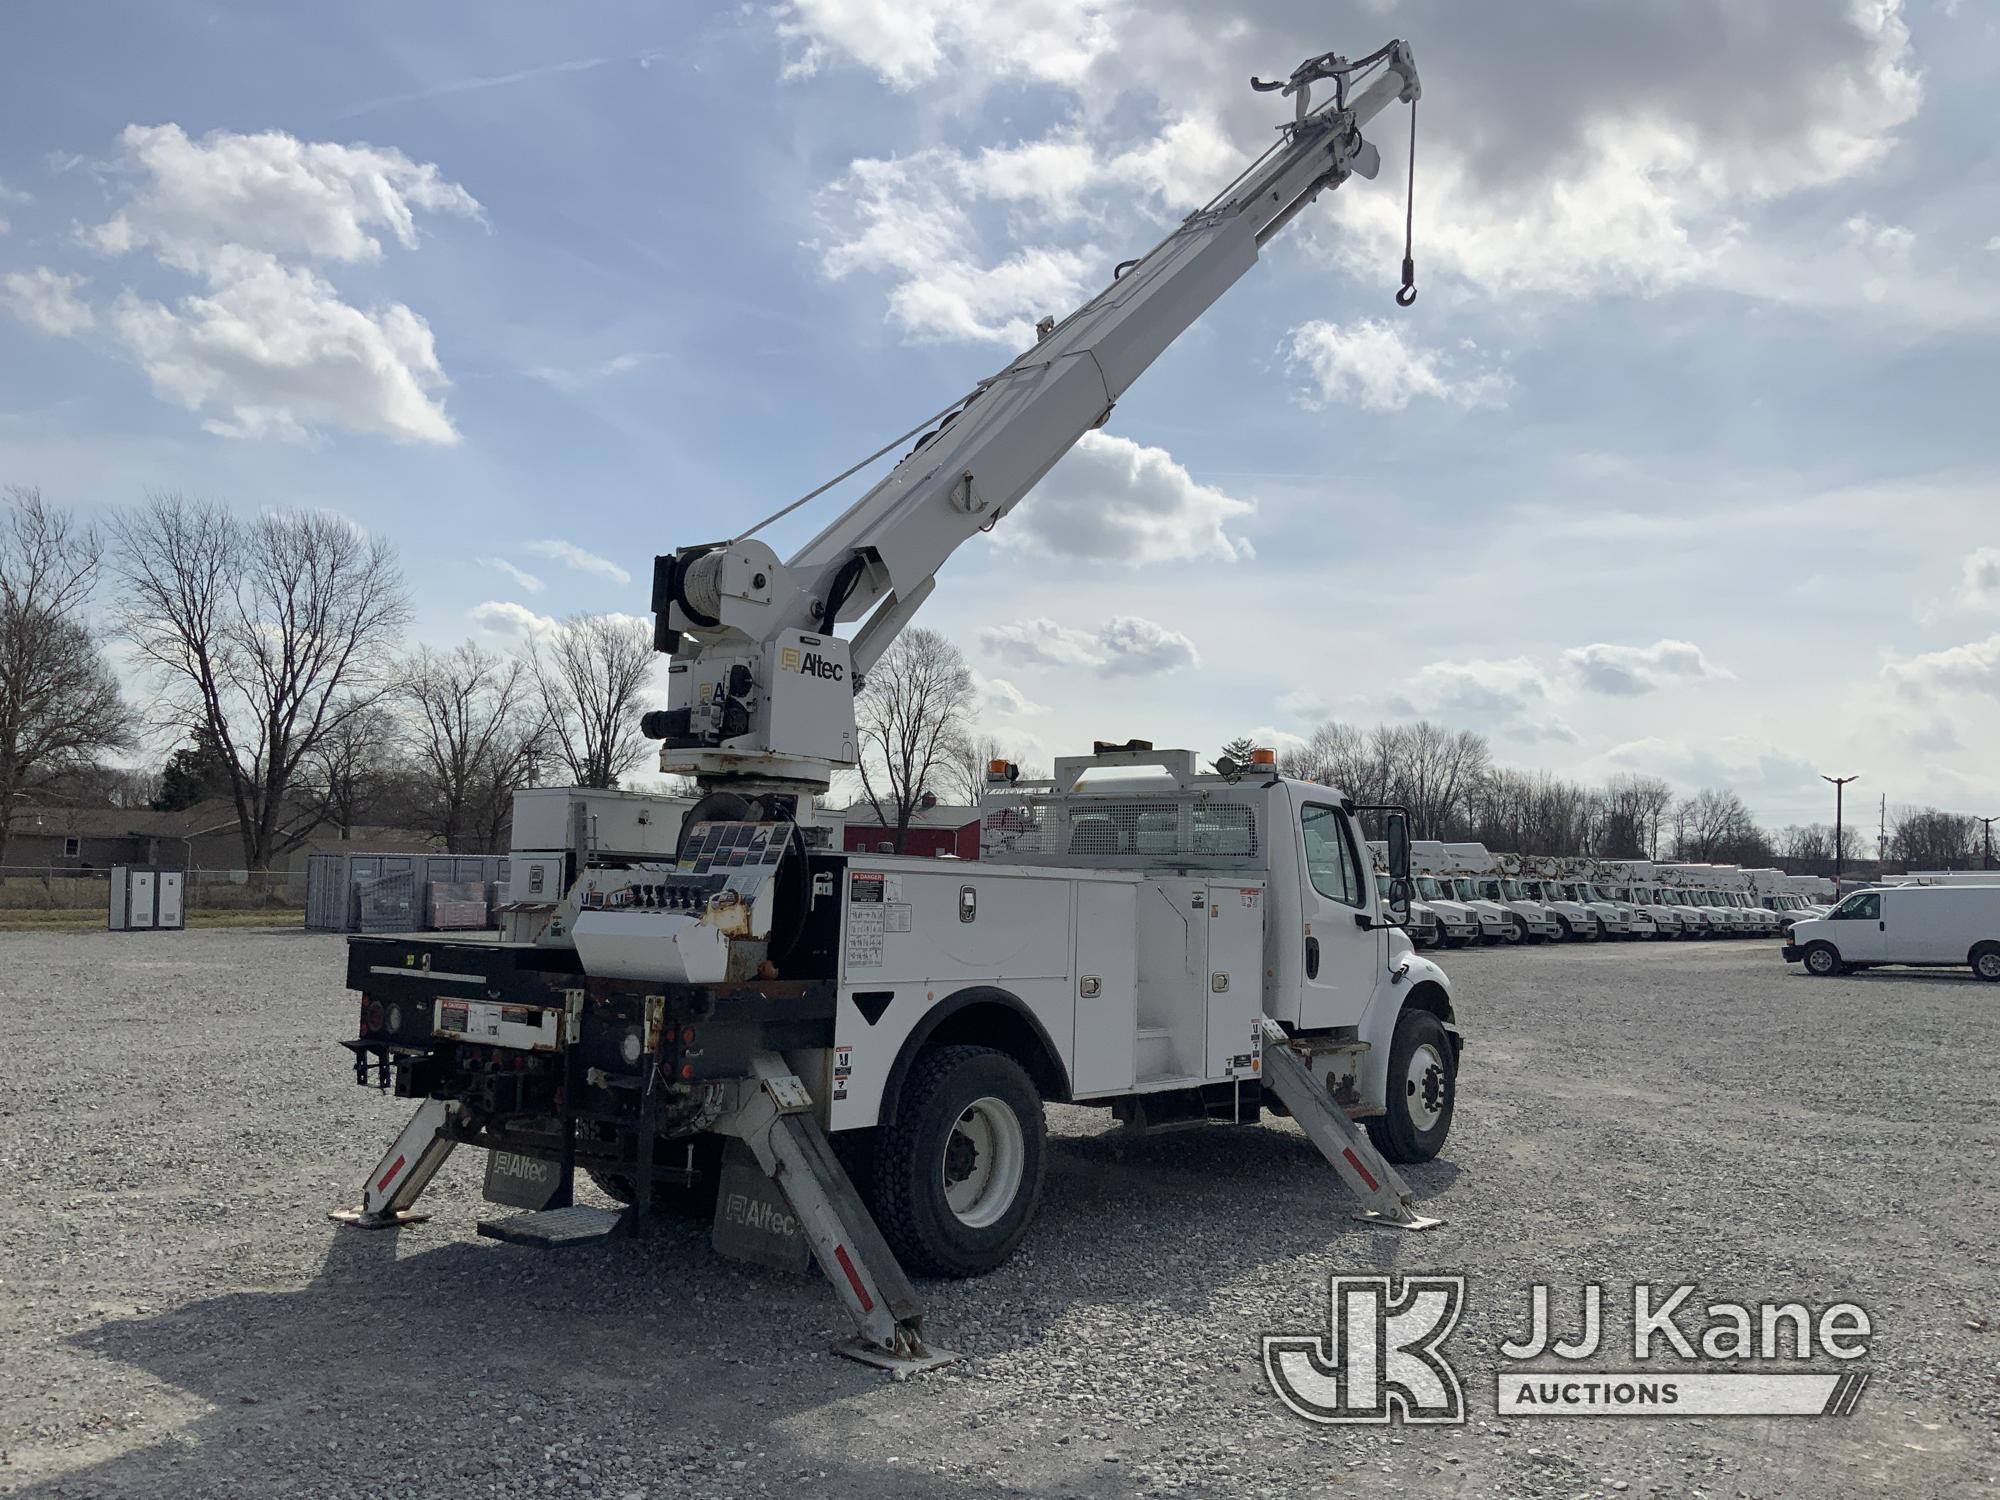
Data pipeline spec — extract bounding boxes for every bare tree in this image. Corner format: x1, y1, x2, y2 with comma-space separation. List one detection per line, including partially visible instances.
937, 730, 1044, 805
1888, 806, 1979, 870
855, 627, 974, 853
111, 494, 410, 867
1600, 773, 1675, 859
403, 641, 547, 849
297, 702, 398, 840
0, 487, 133, 865
1670, 788, 1772, 864
531, 614, 654, 789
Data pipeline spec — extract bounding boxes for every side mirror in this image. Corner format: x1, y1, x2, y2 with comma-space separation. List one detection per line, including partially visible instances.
1387, 876, 1413, 922
1385, 812, 1412, 922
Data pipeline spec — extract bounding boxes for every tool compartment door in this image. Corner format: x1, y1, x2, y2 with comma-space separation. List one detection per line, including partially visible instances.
1070, 878, 1137, 1095
1204, 880, 1266, 1078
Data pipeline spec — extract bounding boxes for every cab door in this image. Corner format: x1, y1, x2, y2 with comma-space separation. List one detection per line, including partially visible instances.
1826, 891, 1886, 960
1294, 799, 1382, 1028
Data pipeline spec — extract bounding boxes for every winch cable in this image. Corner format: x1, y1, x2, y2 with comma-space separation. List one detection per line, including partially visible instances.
1396, 98, 1418, 307
730, 386, 983, 546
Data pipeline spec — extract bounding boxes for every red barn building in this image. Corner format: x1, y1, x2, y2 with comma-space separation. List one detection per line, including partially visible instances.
839, 802, 982, 860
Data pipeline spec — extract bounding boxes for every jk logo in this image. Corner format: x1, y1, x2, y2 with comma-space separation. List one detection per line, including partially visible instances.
1263, 1275, 1466, 1425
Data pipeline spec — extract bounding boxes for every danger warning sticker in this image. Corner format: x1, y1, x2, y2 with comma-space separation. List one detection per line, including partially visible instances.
850, 871, 885, 904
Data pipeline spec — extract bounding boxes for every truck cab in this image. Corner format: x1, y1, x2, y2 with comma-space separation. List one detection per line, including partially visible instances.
1440, 842, 1562, 943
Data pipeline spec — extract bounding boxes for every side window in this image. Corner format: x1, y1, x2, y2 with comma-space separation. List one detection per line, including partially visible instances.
1300, 804, 1365, 908
1832, 893, 1879, 921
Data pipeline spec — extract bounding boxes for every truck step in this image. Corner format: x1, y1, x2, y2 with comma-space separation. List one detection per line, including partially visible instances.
476, 1204, 625, 1248
1134, 1025, 1181, 1082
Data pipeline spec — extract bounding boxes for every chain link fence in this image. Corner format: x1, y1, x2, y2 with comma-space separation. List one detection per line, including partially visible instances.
0, 866, 307, 914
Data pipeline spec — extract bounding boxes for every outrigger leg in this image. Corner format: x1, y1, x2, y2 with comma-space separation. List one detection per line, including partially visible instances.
717, 1054, 956, 1377
329, 1097, 460, 1230
1256, 1018, 1444, 1231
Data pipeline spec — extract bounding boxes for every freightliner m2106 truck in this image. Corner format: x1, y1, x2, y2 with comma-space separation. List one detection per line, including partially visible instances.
333, 41, 1454, 1373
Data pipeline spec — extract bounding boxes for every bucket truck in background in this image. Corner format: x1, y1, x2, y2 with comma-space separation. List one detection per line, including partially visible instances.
1441, 842, 1563, 943
1371, 840, 1477, 947
331, 42, 1452, 1374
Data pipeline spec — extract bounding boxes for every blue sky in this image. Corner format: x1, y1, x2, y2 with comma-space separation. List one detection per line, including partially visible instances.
3, 1, 1996, 827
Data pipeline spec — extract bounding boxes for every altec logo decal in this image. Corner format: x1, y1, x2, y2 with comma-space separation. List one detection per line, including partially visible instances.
787, 649, 843, 681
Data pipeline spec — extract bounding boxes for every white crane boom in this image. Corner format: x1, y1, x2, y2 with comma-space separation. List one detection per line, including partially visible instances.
646, 42, 1420, 797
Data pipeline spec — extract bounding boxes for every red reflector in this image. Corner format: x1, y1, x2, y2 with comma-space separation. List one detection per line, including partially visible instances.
1341, 1147, 1380, 1194
679, 1063, 694, 1079
377, 1154, 406, 1192
364, 1000, 385, 1034
833, 1244, 873, 1313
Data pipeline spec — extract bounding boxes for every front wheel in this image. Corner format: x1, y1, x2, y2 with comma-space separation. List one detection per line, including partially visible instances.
869, 1045, 1045, 1278
1971, 942, 2000, 982
1802, 941, 1846, 978
1365, 1008, 1455, 1164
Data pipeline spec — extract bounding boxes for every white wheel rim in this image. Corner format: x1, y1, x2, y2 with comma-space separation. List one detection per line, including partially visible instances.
1405, 1042, 1448, 1133
942, 1096, 1025, 1229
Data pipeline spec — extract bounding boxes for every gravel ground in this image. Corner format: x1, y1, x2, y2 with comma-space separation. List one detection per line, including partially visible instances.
1, 930, 1994, 1499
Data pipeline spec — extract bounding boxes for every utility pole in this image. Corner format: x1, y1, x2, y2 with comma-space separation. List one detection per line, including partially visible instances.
1822, 774, 1858, 895
1980, 815, 1998, 872
1878, 794, 1887, 872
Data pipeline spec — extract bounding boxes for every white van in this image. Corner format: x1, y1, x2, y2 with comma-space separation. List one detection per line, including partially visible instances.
1783, 884, 2000, 980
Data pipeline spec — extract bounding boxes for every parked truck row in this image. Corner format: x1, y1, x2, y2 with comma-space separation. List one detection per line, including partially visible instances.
1381, 840, 1834, 949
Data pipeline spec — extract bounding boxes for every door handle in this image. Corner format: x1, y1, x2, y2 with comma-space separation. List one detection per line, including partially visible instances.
1305, 935, 1320, 980
1353, 912, 1373, 930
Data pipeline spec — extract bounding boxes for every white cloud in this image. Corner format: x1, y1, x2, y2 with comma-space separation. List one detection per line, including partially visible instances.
971, 671, 1049, 717
980, 617, 1105, 669
56, 123, 477, 444
1277, 687, 1331, 721
1097, 614, 1198, 675
1390, 656, 1575, 743
1951, 547, 2000, 614
86, 123, 481, 270
1562, 639, 1734, 696
792, 0, 1924, 325
1597, 735, 1822, 802
1244, 725, 1309, 755
3, 268, 94, 336
525, 538, 632, 587
479, 556, 546, 593
1882, 635, 2000, 700
108, 250, 455, 444
979, 613, 1197, 676
1000, 431, 1252, 565
777, 0, 1114, 89
469, 600, 559, 640
1285, 320, 1510, 413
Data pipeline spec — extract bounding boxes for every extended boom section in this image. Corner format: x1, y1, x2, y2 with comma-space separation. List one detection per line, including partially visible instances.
647, 44, 1420, 796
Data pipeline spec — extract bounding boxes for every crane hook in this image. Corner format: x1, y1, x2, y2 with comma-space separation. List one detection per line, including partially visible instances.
1394, 99, 1418, 308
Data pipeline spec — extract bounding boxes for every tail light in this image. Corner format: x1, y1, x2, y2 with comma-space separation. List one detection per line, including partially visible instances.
362, 998, 385, 1035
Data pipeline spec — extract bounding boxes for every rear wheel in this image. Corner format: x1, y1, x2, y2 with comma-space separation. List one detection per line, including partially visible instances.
1802, 941, 1846, 978
1971, 942, 2000, 982
870, 1045, 1046, 1278
1365, 1008, 1455, 1164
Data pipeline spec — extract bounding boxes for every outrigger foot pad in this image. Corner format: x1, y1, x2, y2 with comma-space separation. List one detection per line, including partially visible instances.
832, 1334, 959, 1379
1351, 1208, 1445, 1232
328, 1207, 432, 1230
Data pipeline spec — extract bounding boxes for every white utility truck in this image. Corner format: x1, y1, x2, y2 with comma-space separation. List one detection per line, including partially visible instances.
1784, 884, 2000, 980
1547, 859, 1660, 940
1600, 861, 1700, 938
1369, 838, 1476, 947
1411, 840, 1514, 943
1442, 841, 1564, 943
332, 42, 1455, 1374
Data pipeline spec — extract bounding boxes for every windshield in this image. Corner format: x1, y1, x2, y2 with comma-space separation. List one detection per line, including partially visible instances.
1452, 878, 1482, 902
1416, 876, 1447, 900
1502, 879, 1535, 901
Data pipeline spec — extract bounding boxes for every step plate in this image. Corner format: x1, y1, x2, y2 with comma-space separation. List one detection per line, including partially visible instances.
477, 1204, 625, 1247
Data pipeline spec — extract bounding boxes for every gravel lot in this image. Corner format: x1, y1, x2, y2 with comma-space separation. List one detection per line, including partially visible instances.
1, 930, 1994, 1499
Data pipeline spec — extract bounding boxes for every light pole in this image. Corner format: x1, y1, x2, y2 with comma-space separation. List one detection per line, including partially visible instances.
1822, 774, 1858, 894
1980, 815, 1998, 872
